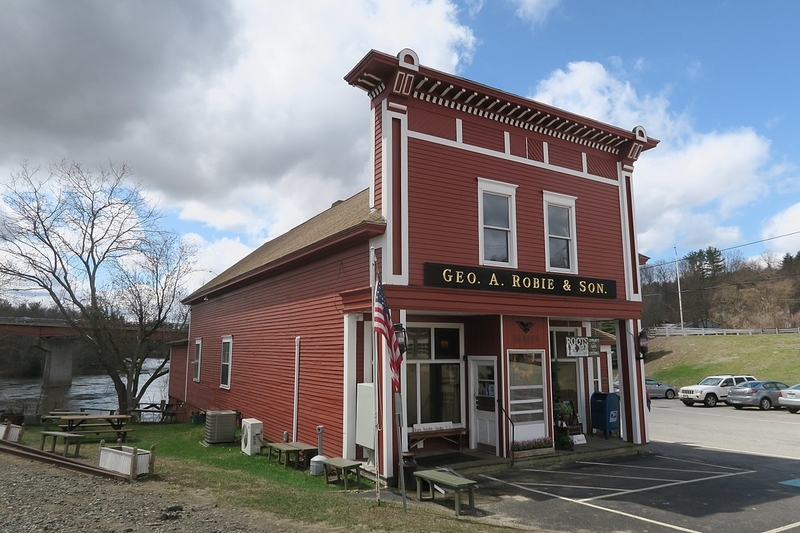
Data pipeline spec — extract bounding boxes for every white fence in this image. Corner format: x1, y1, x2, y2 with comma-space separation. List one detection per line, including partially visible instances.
648, 327, 800, 337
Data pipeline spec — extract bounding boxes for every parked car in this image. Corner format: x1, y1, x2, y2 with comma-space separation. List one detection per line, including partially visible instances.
612, 378, 677, 399
678, 374, 757, 407
644, 378, 677, 399
778, 383, 800, 413
727, 380, 789, 410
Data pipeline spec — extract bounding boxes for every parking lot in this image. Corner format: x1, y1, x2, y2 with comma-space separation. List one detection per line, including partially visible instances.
468, 400, 800, 532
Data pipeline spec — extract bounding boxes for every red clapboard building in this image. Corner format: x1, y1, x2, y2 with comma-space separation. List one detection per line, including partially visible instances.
171, 48, 658, 482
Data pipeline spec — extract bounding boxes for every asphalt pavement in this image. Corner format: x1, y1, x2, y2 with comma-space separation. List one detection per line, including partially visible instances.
427, 400, 800, 532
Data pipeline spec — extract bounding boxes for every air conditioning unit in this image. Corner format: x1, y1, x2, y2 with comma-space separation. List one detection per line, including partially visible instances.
241, 418, 263, 456
204, 410, 237, 444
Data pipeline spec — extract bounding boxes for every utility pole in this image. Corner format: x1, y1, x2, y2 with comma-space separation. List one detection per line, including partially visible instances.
674, 247, 685, 334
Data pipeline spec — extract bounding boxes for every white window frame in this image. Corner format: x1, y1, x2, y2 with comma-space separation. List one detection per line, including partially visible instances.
404, 323, 466, 429
193, 338, 202, 382
220, 335, 232, 390
543, 191, 578, 274
478, 177, 518, 268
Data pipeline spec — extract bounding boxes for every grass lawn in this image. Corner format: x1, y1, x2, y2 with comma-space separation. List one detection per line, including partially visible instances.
645, 333, 800, 388
16, 422, 509, 533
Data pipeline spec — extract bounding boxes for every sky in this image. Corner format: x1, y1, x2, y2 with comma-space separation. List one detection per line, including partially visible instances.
1, 0, 799, 294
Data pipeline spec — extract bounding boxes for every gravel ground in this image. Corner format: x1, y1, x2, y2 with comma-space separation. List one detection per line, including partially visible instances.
0, 453, 343, 533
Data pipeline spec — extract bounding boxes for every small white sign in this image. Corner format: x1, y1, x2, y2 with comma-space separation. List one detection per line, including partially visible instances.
571, 434, 587, 445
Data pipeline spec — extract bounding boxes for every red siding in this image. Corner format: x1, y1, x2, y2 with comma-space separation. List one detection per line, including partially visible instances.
547, 142, 583, 172
527, 138, 544, 162
587, 153, 618, 180
186, 245, 370, 455
392, 117, 403, 275
404, 138, 627, 300
462, 119, 504, 152
374, 113, 382, 209
509, 132, 526, 158
408, 107, 456, 141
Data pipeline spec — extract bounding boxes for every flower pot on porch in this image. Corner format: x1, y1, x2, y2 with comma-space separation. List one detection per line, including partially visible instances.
512, 447, 555, 459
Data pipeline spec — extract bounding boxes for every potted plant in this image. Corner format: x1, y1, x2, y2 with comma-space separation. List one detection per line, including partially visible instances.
555, 433, 574, 451
511, 437, 554, 458
555, 402, 573, 422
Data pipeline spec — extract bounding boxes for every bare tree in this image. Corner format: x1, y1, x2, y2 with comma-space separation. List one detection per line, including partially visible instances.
0, 160, 195, 413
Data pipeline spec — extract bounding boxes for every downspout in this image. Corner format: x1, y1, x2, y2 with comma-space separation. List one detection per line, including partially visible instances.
184, 309, 191, 406
293, 336, 300, 442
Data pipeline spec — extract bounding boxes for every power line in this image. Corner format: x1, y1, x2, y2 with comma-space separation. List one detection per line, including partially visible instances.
641, 229, 800, 272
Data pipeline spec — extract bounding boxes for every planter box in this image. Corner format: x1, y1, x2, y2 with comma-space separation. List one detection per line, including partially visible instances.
512, 447, 555, 459
99, 445, 153, 478
0, 422, 23, 443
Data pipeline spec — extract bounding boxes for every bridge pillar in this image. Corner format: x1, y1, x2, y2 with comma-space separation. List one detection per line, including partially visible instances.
36, 338, 85, 414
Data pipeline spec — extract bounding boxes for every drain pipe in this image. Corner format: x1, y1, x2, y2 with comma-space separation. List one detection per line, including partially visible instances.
292, 336, 300, 442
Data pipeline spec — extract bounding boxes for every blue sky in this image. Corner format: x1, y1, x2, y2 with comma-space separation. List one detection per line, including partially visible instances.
1, 0, 799, 292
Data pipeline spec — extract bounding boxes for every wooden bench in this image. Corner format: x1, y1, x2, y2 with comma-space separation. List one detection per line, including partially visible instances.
265, 442, 300, 468
64, 427, 132, 442
40, 431, 85, 457
413, 469, 478, 516
59, 423, 113, 430
408, 428, 467, 450
320, 457, 362, 490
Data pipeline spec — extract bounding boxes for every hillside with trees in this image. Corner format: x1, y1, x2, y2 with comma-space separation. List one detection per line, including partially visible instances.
641, 247, 800, 329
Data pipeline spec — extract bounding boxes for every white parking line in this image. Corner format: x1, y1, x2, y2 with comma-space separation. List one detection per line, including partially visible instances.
522, 466, 685, 483
577, 459, 733, 475
578, 469, 754, 502
760, 520, 800, 533
481, 473, 703, 533
481, 459, 756, 533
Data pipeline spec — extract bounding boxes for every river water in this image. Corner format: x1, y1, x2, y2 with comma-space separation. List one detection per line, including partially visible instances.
0, 360, 169, 415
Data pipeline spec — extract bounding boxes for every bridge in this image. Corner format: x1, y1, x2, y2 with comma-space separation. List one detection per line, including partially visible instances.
0, 317, 187, 413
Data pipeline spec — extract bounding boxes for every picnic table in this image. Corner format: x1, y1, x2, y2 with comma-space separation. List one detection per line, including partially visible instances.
129, 401, 181, 423
58, 414, 132, 442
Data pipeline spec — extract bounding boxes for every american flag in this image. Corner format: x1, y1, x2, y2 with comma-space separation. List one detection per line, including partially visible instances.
374, 278, 402, 393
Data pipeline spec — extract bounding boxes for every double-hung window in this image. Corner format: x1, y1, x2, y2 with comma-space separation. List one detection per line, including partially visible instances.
192, 339, 202, 382
220, 336, 232, 389
478, 178, 518, 268
543, 191, 578, 274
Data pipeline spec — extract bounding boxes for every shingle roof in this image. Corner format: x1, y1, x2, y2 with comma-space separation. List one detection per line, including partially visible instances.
184, 188, 384, 303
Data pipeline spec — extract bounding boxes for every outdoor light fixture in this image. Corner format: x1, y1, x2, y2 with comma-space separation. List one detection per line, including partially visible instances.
637, 330, 649, 361
393, 323, 408, 354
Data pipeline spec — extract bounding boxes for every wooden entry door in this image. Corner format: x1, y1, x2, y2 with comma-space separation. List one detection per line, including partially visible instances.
469, 357, 497, 452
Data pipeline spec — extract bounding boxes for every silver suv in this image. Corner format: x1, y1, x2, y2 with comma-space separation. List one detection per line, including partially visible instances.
679, 374, 757, 407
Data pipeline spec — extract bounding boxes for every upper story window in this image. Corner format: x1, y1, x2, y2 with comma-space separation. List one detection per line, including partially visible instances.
543, 191, 578, 274
478, 178, 518, 268
220, 335, 232, 389
193, 339, 202, 382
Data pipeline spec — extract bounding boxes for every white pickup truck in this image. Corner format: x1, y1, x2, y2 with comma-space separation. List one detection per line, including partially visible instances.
679, 374, 757, 407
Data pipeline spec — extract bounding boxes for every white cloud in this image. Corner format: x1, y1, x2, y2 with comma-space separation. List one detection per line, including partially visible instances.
509, 0, 561, 26
0, 1, 476, 291
761, 205, 800, 257
532, 60, 775, 258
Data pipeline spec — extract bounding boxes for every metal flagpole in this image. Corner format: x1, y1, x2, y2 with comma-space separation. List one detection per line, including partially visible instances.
370, 250, 381, 504
395, 392, 407, 512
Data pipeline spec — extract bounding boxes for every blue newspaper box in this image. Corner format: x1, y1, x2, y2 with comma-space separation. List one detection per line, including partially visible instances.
591, 391, 620, 439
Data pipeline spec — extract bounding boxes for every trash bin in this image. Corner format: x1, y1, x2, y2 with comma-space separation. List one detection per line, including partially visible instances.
399, 452, 417, 490
591, 391, 620, 439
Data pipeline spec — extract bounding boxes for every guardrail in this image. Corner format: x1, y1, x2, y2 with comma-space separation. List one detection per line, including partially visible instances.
648, 327, 800, 337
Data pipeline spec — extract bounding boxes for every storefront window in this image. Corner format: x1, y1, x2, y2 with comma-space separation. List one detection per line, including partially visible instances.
406, 325, 464, 427
508, 351, 544, 424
